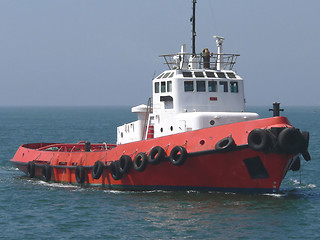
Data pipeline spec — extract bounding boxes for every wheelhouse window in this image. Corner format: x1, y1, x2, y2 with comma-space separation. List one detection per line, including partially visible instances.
196, 81, 206, 92
182, 71, 193, 78
226, 72, 236, 79
208, 80, 217, 92
184, 81, 194, 92
161, 82, 166, 92
219, 81, 228, 92
206, 72, 216, 78
167, 81, 172, 92
230, 82, 239, 93
216, 72, 226, 78
163, 72, 171, 78
194, 72, 204, 78
156, 73, 164, 79
155, 82, 159, 93
168, 72, 174, 78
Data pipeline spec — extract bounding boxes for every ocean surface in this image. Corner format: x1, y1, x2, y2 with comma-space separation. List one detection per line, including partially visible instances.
0, 106, 319, 239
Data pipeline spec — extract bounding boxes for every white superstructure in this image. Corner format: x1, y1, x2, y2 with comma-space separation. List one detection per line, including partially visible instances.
117, 38, 259, 144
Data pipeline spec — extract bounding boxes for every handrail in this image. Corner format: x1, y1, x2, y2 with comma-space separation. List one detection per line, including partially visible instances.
159, 53, 239, 71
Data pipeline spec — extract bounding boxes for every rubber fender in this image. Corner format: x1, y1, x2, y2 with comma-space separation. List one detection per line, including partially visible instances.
42, 164, 51, 182
215, 136, 236, 152
247, 129, 270, 151
170, 146, 188, 166
92, 160, 104, 179
75, 165, 85, 184
148, 146, 165, 165
278, 128, 303, 154
133, 153, 148, 172
27, 161, 36, 178
119, 155, 132, 175
110, 161, 123, 180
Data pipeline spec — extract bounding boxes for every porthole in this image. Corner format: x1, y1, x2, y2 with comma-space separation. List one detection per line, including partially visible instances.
170, 126, 173, 131
160, 128, 163, 132
121, 132, 123, 138
200, 140, 205, 145
210, 120, 215, 126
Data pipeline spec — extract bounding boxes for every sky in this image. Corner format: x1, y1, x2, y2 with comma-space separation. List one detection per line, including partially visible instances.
0, 0, 319, 107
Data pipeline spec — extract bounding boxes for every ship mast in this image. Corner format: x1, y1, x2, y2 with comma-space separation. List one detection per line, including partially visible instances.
191, 0, 196, 56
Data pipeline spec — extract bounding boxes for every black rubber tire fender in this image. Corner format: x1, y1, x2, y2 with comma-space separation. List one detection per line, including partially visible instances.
119, 155, 132, 175
215, 136, 236, 152
148, 146, 165, 165
133, 153, 148, 172
110, 161, 123, 180
27, 161, 35, 178
170, 146, 188, 166
247, 129, 270, 151
91, 160, 104, 179
75, 165, 85, 184
42, 164, 51, 182
278, 128, 303, 154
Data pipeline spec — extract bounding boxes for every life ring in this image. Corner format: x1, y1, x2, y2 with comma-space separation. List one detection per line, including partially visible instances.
133, 152, 148, 172
75, 165, 85, 184
278, 128, 303, 154
119, 155, 132, 174
110, 161, 123, 180
42, 164, 51, 182
170, 146, 187, 166
91, 160, 104, 179
247, 129, 270, 151
27, 161, 35, 178
148, 146, 165, 165
215, 136, 236, 152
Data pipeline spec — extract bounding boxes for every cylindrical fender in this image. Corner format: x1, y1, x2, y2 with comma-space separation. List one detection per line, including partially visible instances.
27, 161, 35, 178
42, 164, 51, 182
278, 128, 303, 154
170, 146, 188, 166
133, 153, 148, 172
110, 161, 123, 180
148, 146, 165, 165
247, 129, 270, 151
91, 160, 104, 179
119, 155, 132, 174
75, 165, 85, 184
215, 136, 236, 152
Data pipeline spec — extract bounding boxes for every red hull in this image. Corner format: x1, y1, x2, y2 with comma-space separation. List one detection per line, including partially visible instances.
10, 117, 302, 193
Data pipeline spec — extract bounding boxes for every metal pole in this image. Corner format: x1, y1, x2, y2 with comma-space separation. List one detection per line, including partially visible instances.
192, 0, 196, 56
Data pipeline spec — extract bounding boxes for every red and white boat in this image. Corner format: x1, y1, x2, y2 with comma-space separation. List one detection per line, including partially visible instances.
11, 1, 311, 193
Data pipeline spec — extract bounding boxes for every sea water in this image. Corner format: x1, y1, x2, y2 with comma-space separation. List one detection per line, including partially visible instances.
0, 106, 319, 239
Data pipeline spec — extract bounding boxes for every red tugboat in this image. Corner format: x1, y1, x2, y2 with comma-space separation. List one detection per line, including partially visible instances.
11, 1, 311, 193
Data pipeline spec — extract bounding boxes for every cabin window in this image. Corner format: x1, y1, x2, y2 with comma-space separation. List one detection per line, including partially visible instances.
194, 72, 204, 78
216, 72, 226, 78
184, 81, 194, 92
168, 72, 174, 78
167, 81, 172, 92
182, 71, 193, 78
163, 72, 171, 78
219, 81, 228, 92
208, 80, 217, 92
206, 72, 216, 78
230, 82, 239, 93
227, 72, 236, 79
155, 82, 159, 93
161, 82, 166, 92
156, 73, 164, 79
196, 81, 206, 92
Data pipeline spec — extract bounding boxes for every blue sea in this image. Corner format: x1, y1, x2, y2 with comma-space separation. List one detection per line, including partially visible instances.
0, 106, 319, 239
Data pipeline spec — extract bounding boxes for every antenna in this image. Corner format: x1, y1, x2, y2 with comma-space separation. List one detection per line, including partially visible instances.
191, 0, 197, 56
